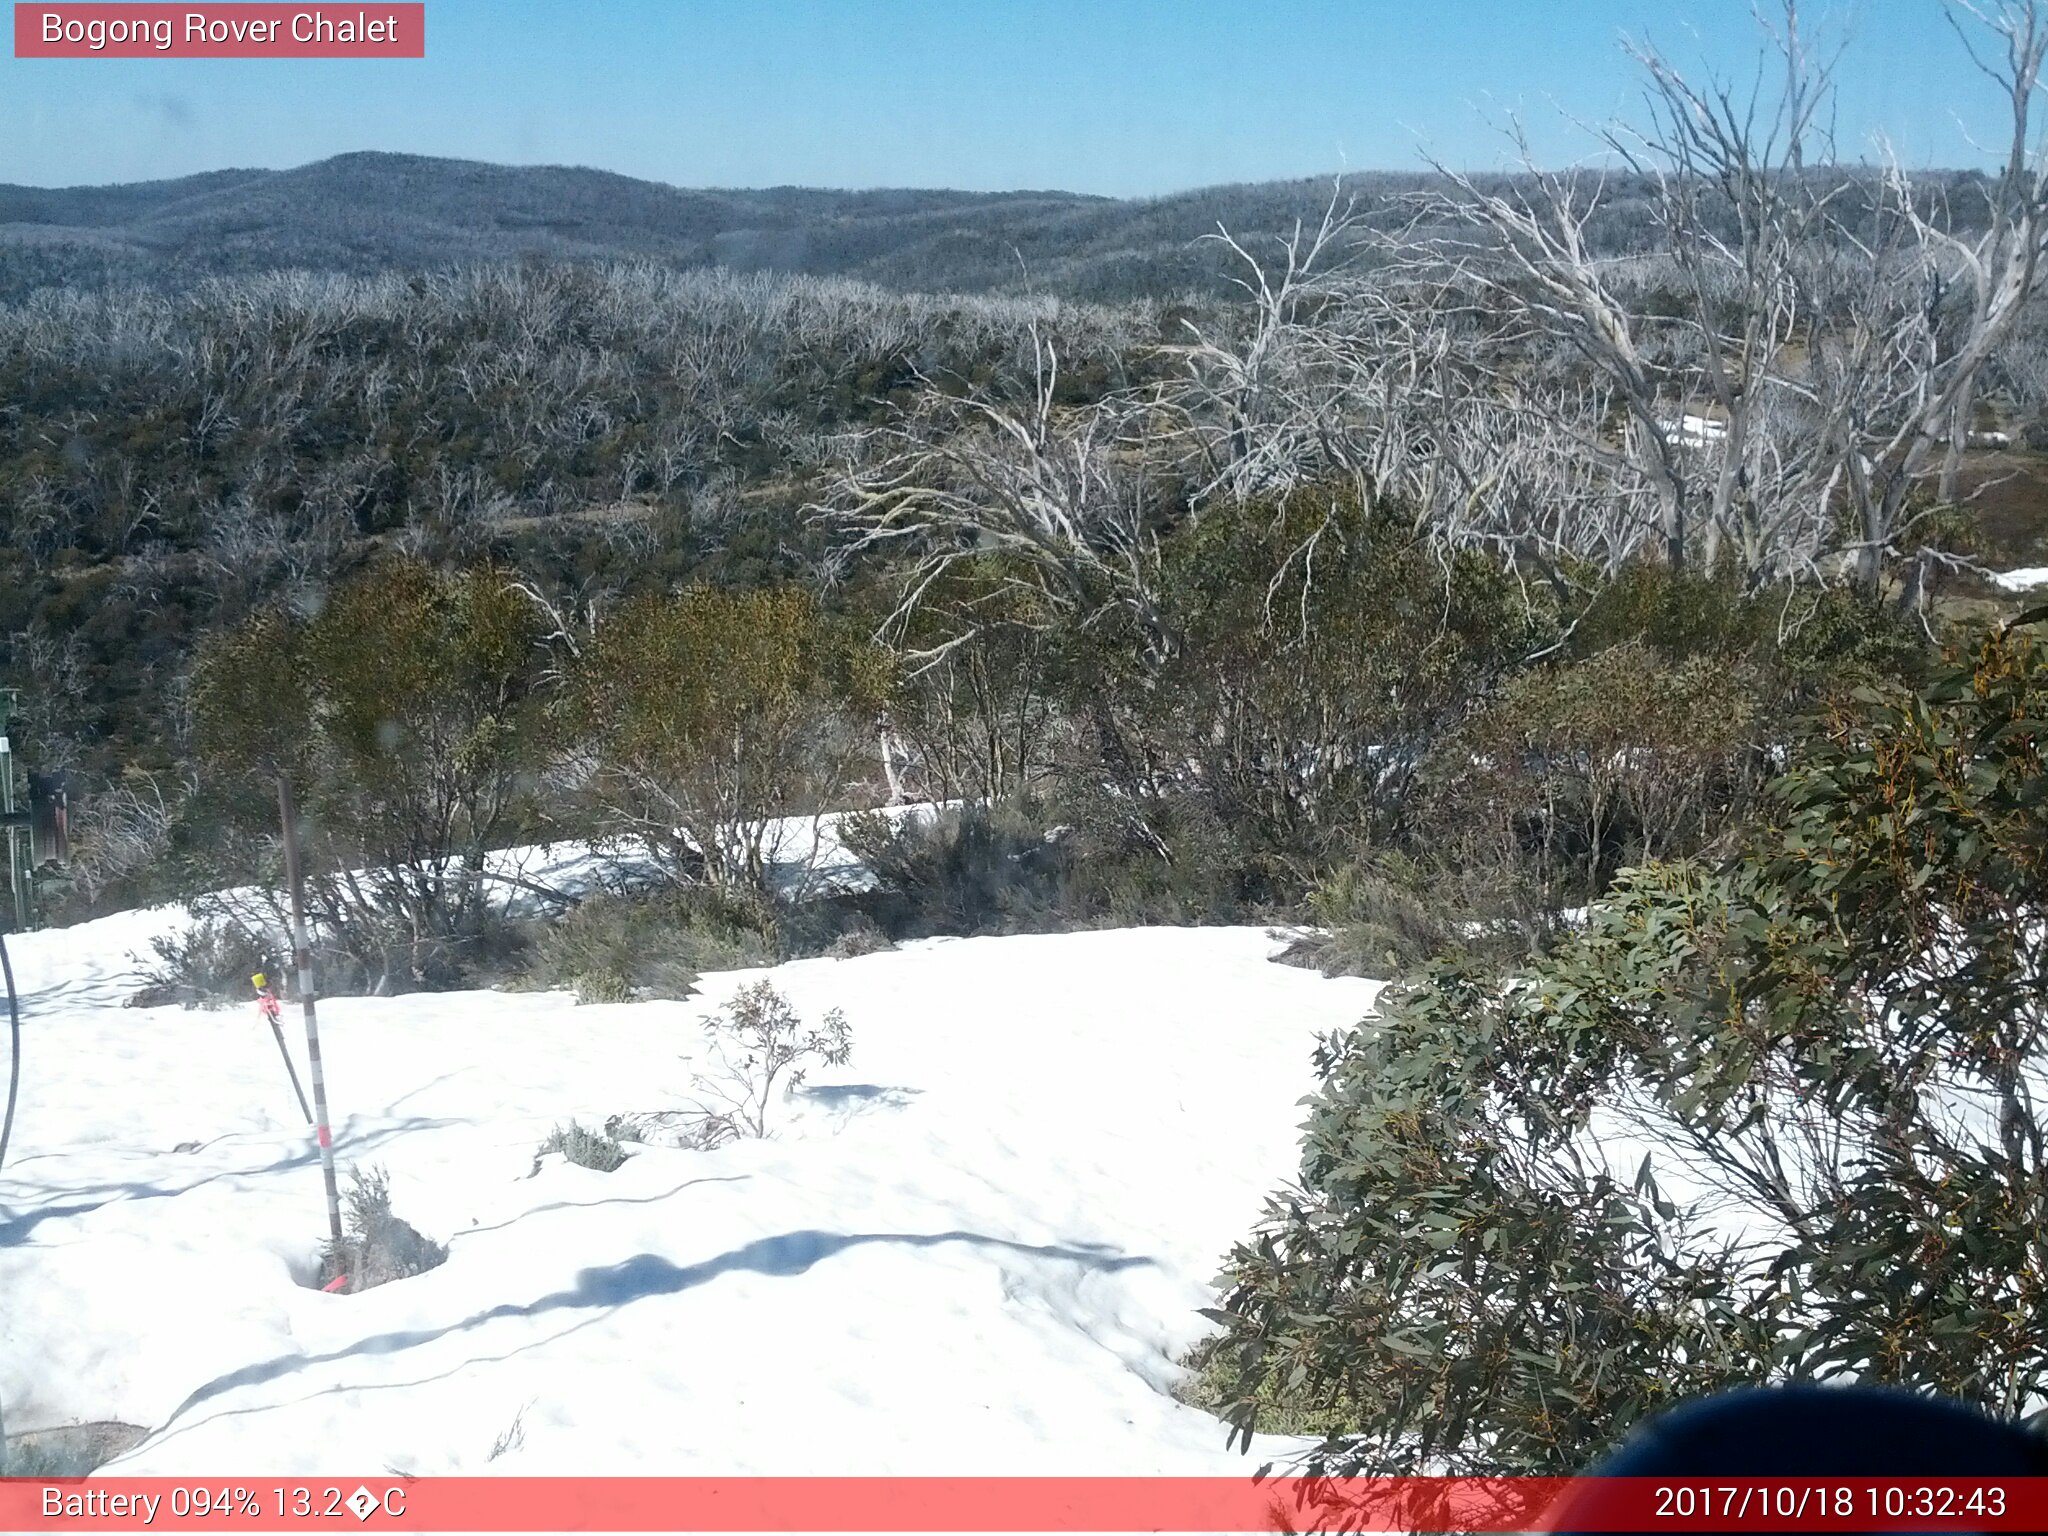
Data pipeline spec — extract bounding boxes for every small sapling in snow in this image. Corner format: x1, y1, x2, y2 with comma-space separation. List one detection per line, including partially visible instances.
688, 981, 852, 1140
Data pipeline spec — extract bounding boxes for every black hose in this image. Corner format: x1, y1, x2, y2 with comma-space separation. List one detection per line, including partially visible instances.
0, 930, 18, 1173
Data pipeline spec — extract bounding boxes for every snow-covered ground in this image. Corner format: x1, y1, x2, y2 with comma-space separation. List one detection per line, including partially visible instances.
498, 802, 948, 904
1990, 566, 2048, 592
0, 903, 1377, 1476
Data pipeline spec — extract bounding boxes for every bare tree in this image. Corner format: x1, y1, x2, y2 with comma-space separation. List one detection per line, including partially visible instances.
1414, 1, 2048, 601
61, 771, 193, 905
1158, 184, 1378, 504
1859, 2, 2048, 601
816, 325, 1164, 671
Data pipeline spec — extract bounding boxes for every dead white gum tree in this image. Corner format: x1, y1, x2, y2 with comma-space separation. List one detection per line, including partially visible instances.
1429, 0, 2048, 599
816, 321, 1166, 674
823, 1, 2048, 651
1870, 1, 2048, 604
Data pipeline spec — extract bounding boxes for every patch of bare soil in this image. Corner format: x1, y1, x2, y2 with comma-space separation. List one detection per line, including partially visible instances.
1955, 449, 2048, 567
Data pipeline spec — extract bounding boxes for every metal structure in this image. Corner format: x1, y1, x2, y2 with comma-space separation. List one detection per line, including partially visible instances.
0, 691, 26, 932
0, 692, 72, 933
28, 770, 68, 873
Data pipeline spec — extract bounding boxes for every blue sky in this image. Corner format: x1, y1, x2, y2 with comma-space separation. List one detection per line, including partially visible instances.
0, 1, 2012, 195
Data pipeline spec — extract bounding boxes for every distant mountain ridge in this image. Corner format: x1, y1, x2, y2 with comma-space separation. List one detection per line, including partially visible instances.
0, 151, 1439, 303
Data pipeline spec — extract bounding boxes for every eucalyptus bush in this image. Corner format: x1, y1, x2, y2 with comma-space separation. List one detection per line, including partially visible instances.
190, 558, 562, 991
575, 585, 889, 894
1209, 613, 2048, 1475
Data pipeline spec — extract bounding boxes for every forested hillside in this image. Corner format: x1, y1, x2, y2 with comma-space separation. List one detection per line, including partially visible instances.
0, 150, 1944, 303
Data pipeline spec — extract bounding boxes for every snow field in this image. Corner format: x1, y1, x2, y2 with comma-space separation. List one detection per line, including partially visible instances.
0, 915, 1377, 1478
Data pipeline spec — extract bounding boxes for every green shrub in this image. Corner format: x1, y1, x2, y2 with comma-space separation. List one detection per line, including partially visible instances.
1429, 640, 1764, 904
843, 794, 1287, 938
132, 917, 278, 1008
1209, 615, 2048, 1476
839, 804, 1070, 937
1141, 492, 1553, 867
532, 1120, 628, 1174
1566, 562, 1764, 663
1062, 794, 1279, 925
868, 554, 1067, 804
523, 889, 773, 1003
575, 584, 890, 892
1569, 563, 1923, 704
189, 560, 562, 992
1287, 852, 1461, 980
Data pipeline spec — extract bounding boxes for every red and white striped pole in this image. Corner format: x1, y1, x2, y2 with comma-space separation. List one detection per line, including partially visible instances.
278, 774, 343, 1251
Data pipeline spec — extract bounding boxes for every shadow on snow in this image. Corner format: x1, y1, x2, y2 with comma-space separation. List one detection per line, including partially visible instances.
151, 1228, 1157, 1434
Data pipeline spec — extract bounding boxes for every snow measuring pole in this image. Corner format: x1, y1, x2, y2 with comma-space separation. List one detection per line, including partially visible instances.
278, 775, 344, 1248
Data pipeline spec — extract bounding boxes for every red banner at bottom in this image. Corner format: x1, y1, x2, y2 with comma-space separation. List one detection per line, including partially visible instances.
6, 1475, 2047, 1531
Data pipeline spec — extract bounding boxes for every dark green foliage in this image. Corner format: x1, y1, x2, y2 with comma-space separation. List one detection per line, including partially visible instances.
1132, 492, 1551, 880
1565, 563, 1766, 662
1432, 640, 1764, 903
1568, 563, 1924, 699
849, 515, 1914, 944
1740, 617, 2048, 1406
841, 797, 1261, 936
1285, 852, 1463, 981
1208, 615, 2048, 1475
839, 804, 1070, 938
184, 608, 311, 780
1404, 570, 1926, 911
1055, 789, 1277, 925
938, 490, 1561, 927
1207, 897, 1773, 1476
